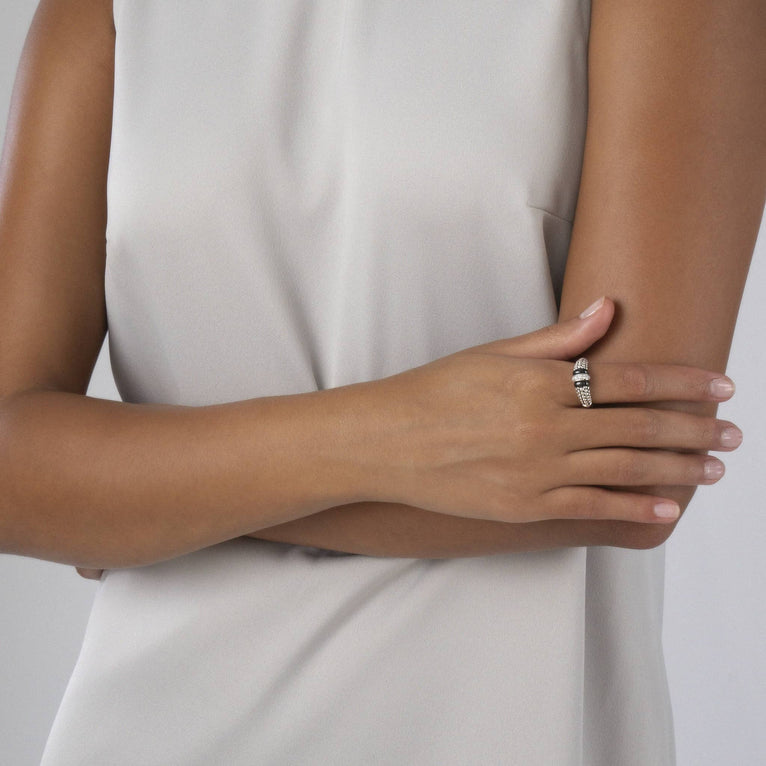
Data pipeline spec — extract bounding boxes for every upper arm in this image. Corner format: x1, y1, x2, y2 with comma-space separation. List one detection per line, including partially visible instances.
557, 0, 765, 547
0, 0, 115, 401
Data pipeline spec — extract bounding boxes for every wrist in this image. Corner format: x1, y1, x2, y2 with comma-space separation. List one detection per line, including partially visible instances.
311, 377, 407, 507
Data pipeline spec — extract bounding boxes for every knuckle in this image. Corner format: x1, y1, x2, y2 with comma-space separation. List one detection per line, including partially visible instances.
621, 364, 653, 399
614, 454, 647, 485
505, 360, 547, 398
633, 408, 661, 440
514, 420, 554, 462
514, 416, 539, 442
492, 484, 536, 523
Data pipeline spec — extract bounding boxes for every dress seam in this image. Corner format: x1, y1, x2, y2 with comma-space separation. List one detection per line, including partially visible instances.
525, 203, 574, 226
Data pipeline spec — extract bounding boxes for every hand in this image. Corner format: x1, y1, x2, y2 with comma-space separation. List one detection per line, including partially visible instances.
359, 297, 740, 525
75, 567, 104, 580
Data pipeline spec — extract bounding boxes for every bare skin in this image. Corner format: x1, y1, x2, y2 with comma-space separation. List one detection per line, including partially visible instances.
242, 0, 766, 557
0, 1, 761, 575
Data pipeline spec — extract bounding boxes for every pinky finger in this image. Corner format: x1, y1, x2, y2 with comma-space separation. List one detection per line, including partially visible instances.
542, 486, 681, 524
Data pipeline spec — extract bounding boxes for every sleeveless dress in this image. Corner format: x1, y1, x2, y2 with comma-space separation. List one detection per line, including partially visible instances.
41, 2, 675, 764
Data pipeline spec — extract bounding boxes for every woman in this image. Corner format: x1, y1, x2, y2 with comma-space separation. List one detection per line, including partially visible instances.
0, 0, 762, 764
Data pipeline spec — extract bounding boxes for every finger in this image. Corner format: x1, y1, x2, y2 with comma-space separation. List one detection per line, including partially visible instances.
562, 407, 743, 452
474, 297, 615, 360
541, 485, 681, 524
76, 567, 104, 580
551, 360, 735, 407
558, 448, 725, 488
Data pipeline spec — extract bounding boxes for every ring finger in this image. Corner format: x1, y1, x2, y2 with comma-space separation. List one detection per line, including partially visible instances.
554, 360, 734, 407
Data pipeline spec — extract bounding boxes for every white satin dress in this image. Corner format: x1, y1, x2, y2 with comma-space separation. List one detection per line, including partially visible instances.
41, 2, 675, 764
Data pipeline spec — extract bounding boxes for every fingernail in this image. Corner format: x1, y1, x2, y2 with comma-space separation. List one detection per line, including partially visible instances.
579, 296, 605, 319
704, 459, 725, 480
654, 501, 680, 520
720, 426, 743, 448
709, 377, 735, 399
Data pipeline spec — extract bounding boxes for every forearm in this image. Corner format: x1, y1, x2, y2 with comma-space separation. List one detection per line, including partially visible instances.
247, 0, 764, 557
0, 383, 374, 569
557, 0, 765, 543
252, 503, 603, 558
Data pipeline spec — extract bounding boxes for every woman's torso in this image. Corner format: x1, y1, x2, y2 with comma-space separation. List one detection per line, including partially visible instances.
42, 3, 674, 764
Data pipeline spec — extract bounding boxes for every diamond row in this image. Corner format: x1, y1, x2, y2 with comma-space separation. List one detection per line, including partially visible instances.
576, 384, 592, 407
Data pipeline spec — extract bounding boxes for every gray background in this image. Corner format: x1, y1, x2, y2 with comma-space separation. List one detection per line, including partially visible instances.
1, 3, 763, 764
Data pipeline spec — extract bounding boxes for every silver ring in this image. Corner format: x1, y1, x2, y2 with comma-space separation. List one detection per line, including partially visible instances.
572, 357, 593, 408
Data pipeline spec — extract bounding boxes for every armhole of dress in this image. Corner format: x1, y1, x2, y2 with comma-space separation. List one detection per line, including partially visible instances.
112, 0, 124, 30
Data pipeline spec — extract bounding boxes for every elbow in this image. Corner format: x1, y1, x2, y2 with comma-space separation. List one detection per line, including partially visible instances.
603, 486, 695, 550
584, 516, 682, 551
604, 511, 684, 550
618, 521, 678, 550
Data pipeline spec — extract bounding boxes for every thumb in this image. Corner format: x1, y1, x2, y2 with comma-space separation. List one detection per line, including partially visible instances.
495, 296, 615, 360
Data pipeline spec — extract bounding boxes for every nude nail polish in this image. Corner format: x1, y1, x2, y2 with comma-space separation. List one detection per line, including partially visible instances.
579, 296, 605, 319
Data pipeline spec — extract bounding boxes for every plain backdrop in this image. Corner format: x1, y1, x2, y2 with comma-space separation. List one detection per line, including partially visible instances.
1, 3, 764, 764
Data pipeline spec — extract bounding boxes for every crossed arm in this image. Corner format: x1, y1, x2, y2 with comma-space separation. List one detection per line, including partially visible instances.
0, 1, 762, 574
246, 0, 765, 557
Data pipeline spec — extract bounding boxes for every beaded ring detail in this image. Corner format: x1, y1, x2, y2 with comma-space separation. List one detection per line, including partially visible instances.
572, 357, 593, 408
